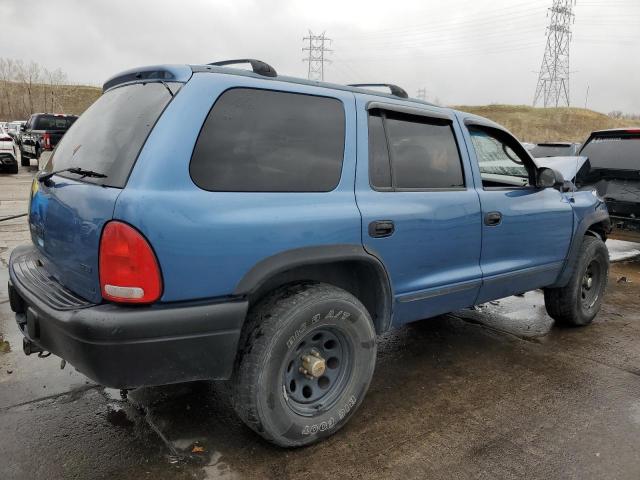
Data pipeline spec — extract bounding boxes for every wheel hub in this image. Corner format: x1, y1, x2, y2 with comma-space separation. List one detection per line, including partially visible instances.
581, 261, 602, 309
300, 350, 326, 379
282, 327, 352, 415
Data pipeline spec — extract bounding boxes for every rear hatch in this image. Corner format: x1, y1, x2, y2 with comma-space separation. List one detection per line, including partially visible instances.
577, 131, 640, 219
29, 81, 180, 303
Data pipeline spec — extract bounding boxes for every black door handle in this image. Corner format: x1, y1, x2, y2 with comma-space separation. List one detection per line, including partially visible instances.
369, 220, 395, 238
484, 211, 502, 226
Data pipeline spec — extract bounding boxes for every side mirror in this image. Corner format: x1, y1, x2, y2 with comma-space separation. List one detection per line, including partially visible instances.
537, 167, 564, 190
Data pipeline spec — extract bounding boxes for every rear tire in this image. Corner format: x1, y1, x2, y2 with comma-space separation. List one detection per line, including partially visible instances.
8, 164, 18, 174
544, 235, 609, 326
21, 157, 29, 167
232, 283, 377, 447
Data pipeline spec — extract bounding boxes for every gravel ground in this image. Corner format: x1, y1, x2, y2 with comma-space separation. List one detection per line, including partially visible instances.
2, 162, 640, 480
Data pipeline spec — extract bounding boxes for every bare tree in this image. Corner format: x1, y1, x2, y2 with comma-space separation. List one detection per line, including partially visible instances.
15, 61, 43, 115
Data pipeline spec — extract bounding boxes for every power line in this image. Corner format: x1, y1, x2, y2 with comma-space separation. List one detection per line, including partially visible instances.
303, 31, 332, 81
533, 0, 575, 107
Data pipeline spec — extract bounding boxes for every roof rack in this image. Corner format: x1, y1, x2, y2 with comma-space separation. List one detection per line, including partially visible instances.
348, 83, 408, 99
208, 59, 277, 78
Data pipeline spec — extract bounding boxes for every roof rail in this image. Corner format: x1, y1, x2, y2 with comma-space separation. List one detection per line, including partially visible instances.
208, 59, 277, 78
348, 83, 408, 99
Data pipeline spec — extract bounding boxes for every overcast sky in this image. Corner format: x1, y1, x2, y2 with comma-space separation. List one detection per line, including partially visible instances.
3, 0, 639, 113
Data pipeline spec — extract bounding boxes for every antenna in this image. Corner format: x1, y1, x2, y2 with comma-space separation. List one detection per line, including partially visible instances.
533, 0, 575, 107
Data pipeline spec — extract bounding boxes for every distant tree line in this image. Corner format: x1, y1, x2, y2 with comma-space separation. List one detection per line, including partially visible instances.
608, 110, 640, 121
0, 57, 83, 121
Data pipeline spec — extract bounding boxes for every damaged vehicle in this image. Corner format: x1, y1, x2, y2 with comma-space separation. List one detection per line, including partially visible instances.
8, 60, 611, 447
575, 129, 640, 235
529, 142, 581, 158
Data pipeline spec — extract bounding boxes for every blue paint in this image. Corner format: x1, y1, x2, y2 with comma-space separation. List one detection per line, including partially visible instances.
20, 64, 606, 327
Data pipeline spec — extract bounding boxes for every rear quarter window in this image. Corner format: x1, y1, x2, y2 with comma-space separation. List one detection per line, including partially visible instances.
190, 88, 346, 192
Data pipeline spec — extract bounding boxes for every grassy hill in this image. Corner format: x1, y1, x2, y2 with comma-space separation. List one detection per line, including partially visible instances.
5, 80, 638, 145
453, 105, 640, 143
0, 81, 101, 121
62, 84, 102, 115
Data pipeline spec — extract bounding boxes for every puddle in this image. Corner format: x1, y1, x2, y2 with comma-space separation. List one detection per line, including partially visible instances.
106, 403, 135, 428
202, 451, 239, 479
455, 291, 554, 339
102, 387, 127, 401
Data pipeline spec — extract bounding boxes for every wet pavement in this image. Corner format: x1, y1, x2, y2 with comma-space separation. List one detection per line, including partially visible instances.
2, 166, 640, 479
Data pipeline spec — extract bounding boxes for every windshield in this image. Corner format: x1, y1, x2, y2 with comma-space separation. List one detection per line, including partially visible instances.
580, 134, 640, 171
34, 115, 77, 131
46, 81, 179, 188
530, 144, 575, 158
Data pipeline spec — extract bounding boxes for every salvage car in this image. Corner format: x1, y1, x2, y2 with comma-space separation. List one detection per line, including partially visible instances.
7, 120, 26, 146
0, 127, 18, 174
577, 129, 640, 234
530, 142, 581, 158
8, 60, 611, 447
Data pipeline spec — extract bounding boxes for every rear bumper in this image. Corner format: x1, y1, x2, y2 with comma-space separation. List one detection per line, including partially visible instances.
9, 244, 248, 389
0, 152, 17, 166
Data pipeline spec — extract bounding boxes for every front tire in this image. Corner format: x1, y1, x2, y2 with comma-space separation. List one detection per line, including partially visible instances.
232, 283, 377, 447
544, 235, 609, 326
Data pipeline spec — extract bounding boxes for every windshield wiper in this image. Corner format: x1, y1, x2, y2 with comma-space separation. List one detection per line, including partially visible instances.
38, 167, 107, 182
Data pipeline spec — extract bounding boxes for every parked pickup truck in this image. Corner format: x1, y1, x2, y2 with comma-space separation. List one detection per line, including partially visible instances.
8, 60, 611, 447
576, 129, 640, 235
19, 113, 77, 166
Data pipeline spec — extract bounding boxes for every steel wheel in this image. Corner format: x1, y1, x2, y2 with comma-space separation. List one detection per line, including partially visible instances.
581, 260, 603, 310
283, 327, 353, 416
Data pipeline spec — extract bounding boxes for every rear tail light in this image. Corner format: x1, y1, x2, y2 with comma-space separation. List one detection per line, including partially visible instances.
0, 135, 12, 141
42, 132, 51, 150
99, 221, 162, 304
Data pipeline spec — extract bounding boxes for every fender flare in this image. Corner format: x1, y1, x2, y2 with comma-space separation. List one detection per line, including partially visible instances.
233, 244, 394, 333
550, 207, 611, 288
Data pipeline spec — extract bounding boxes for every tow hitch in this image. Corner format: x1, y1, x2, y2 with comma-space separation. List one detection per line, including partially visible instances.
22, 337, 45, 356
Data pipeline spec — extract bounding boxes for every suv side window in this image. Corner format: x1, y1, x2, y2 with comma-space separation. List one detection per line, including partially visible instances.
369, 110, 464, 190
468, 126, 532, 188
190, 88, 345, 192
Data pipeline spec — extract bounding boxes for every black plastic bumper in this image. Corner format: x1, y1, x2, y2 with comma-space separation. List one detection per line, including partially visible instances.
9, 246, 248, 389
0, 153, 17, 167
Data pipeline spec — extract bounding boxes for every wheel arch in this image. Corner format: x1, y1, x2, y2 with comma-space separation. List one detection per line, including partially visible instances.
234, 245, 393, 334
550, 207, 611, 288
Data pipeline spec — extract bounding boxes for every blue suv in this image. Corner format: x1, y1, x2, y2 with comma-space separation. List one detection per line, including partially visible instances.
8, 60, 610, 447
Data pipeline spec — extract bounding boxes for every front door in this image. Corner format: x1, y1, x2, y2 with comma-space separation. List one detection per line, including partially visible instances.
459, 117, 574, 303
355, 96, 483, 326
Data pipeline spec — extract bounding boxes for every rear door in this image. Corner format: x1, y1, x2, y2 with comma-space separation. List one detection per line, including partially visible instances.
355, 96, 482, 326
29, 81, 179, 302
458, 116, 574, 303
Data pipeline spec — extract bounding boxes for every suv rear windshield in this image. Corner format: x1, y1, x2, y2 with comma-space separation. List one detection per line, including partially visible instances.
530, 144, 575, 158
33, 115, 77, 131
47, 82, 179, 188
580, 134, 640, 171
